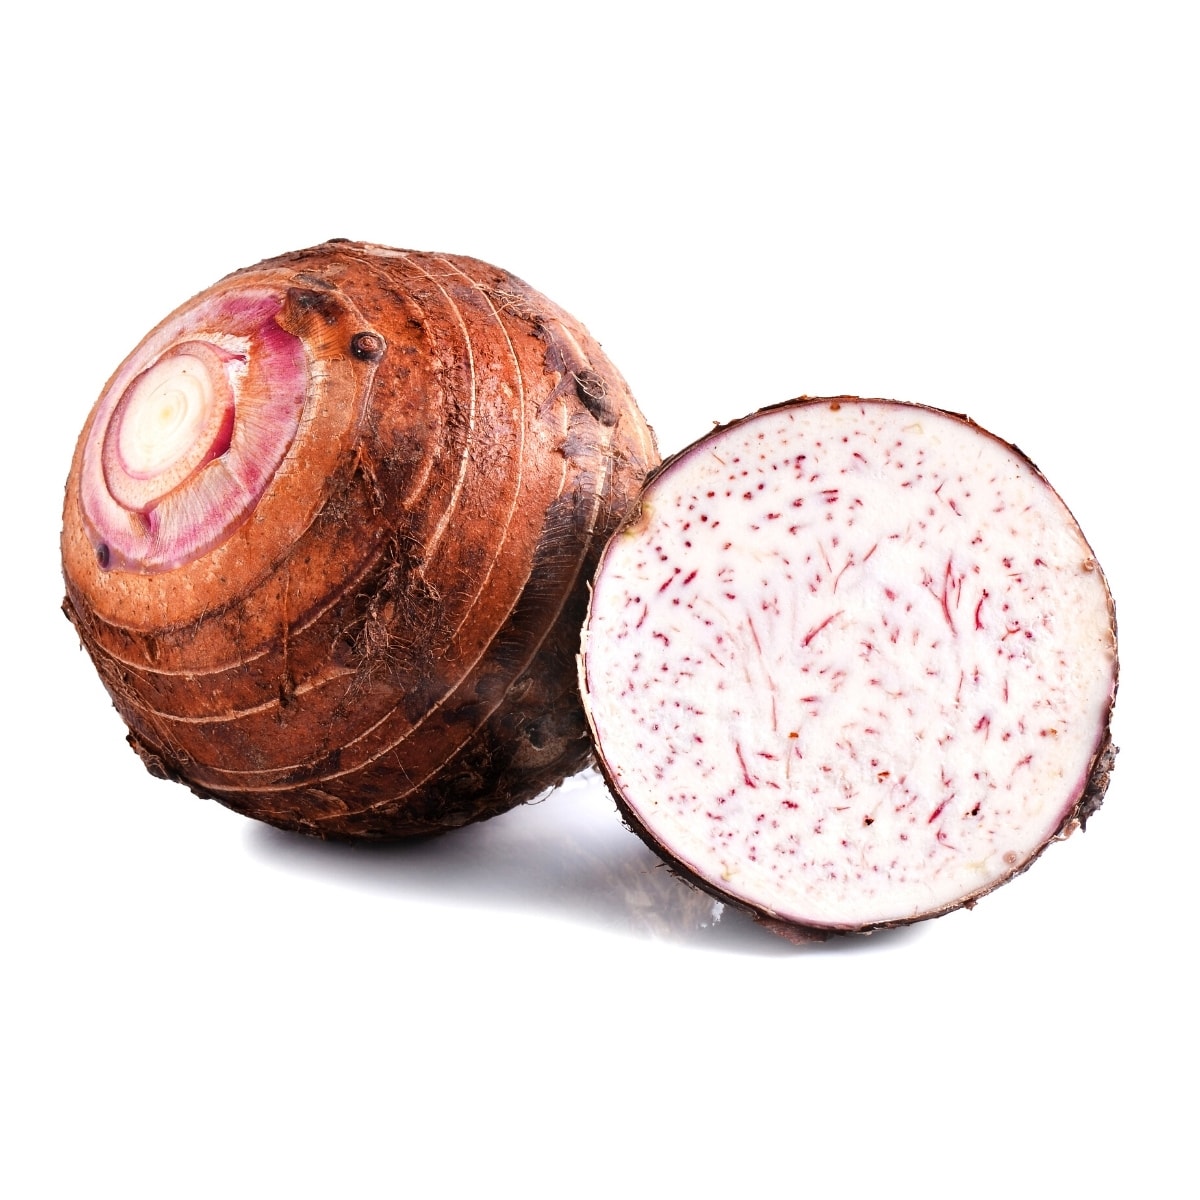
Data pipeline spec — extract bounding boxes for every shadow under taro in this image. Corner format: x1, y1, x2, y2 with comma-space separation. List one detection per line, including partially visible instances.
246, 771, 927, 955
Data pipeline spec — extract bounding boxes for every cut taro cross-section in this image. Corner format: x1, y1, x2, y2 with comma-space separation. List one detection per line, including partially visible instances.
580, 397, 1118, 936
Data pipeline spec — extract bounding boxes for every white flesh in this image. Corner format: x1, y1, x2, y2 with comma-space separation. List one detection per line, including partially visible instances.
581, 400, 1116, 930
118, 353, 216, 477
102, 341, 235, 514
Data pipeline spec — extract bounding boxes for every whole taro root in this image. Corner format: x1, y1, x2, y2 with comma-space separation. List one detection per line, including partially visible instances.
580, 397, 1117, 936
62, 241, 658, 838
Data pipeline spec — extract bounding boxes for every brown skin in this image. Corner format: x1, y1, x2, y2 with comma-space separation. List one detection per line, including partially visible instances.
62, 241, 659, 838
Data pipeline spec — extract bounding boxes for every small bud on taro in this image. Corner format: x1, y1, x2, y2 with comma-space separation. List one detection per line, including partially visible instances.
579, 397, 1118, 937
350, 332, 385, 362
61, 241, 658, 838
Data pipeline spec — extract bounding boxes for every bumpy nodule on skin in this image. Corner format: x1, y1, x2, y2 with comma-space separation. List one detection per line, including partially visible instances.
62, 241, 659, 838
579, 398, 1117, 936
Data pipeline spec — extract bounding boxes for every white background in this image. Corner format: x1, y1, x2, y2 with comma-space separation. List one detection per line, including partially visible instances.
3, 3, 1195, 1196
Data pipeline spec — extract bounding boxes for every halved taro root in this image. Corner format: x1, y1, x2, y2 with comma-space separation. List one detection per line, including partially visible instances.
579, 397, 1117, 936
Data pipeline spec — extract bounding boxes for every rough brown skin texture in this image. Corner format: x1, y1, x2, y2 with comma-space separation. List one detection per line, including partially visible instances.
580, 397, 1117, 938
62, 241, 659, 838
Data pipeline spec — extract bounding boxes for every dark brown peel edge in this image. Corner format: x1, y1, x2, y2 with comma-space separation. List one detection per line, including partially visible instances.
1068, 730, 1118, 833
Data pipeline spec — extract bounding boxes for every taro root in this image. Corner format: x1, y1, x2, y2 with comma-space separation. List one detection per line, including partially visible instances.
580, 397, 1117, 936
62, 241, 658, 838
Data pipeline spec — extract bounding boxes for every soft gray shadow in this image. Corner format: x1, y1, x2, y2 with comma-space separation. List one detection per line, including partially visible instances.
246, 771, 928, 956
